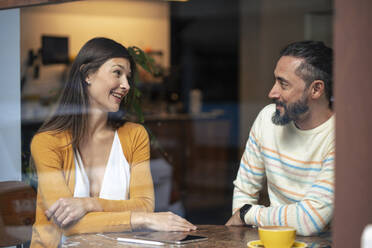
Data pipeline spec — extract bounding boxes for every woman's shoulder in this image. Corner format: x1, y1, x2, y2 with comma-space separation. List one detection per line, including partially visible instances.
117, 122, 149, 140
31, 130, 71, 149
118, 122, 146, 133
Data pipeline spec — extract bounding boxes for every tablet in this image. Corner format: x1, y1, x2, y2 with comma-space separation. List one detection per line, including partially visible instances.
129, 232, 207, 245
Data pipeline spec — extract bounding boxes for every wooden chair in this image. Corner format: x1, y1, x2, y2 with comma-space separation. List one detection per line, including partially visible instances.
0, 181, 36, 248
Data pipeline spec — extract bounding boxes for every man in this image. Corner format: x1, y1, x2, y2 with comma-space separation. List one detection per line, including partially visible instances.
226, 41, 334, 236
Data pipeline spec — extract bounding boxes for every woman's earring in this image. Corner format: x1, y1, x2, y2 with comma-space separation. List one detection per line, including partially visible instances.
86, 80, 91, 85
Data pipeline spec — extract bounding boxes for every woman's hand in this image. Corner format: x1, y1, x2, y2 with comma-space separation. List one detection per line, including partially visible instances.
131, 212, 197, 232
45, 197, 97, 228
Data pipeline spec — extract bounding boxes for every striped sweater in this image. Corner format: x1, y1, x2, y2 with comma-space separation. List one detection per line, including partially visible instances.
233, 104, 335, 236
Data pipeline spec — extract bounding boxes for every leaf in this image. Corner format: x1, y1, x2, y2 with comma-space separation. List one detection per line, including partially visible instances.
125, 46, 155, 123
128, 46, 156, 74
133, 102, 144, 123
134, 87, 142, 98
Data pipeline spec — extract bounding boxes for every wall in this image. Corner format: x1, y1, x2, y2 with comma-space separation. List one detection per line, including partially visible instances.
334, 0, 372, 247
20, 0, 170, 105
0, 9, 21, 181
239, 0, 332, 147
20, 0, 170, 74
0, 0, 78, 10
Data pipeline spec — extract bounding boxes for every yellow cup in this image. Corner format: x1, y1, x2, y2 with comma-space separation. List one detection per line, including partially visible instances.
258, 226, 296, 248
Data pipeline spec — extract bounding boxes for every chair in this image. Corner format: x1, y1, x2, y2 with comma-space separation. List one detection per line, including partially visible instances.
0, 181, 36, 248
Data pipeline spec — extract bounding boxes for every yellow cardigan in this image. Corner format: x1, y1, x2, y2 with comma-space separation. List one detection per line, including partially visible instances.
30, 122, 154, 248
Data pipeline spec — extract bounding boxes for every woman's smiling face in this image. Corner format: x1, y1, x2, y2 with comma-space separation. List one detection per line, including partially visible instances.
85, 57, 131, 113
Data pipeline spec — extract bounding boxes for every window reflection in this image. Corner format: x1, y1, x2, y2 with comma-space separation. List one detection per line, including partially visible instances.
0, 1, 333, 244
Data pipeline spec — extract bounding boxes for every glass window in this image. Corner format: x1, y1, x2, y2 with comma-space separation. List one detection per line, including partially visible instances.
1, 0, 333, 246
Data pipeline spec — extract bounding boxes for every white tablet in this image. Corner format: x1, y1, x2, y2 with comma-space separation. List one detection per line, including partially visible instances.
117, 232, 207, 245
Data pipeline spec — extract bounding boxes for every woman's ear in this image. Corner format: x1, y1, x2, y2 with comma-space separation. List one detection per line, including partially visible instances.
310, 80, 325, 99
80, 64, 91, 85
85, 73, 93, 85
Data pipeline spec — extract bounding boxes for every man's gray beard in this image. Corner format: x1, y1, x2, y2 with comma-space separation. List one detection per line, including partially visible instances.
271, 97, 309, 126
272, 108, 291, 125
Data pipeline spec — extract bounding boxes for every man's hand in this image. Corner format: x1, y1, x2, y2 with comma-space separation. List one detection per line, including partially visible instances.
225, 209, 245, 226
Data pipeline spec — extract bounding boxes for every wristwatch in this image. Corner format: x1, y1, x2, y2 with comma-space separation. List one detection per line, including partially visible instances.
239, 204, 252, 224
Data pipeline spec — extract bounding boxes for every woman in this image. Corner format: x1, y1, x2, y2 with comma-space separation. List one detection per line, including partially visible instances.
30, 37, 196, 247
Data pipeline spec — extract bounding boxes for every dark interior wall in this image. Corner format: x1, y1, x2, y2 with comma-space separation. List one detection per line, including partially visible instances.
170, 0, 240, 224
170, 0, 239, 104
334, 0, 372, 247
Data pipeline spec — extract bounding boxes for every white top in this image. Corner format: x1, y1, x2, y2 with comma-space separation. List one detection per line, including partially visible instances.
61, 131, 130, 243
74, 131, 131, 199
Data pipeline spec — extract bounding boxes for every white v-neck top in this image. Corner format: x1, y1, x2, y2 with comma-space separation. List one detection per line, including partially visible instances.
61, 131, 130, 244
74, 131, 131, 200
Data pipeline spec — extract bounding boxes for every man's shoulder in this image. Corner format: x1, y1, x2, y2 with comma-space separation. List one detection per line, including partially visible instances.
259, 104, 276, 116
254, 104, 276, 127
248, 104, 277, 140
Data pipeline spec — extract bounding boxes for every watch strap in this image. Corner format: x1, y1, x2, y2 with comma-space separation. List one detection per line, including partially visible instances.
239, 204, 252, 224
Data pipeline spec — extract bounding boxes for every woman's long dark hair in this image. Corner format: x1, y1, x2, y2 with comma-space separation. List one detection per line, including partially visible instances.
38, 37, 136, 149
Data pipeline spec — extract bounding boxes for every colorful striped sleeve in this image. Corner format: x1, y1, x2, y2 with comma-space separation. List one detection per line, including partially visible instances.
245, 150, 335, 236
232, 130, 266, 213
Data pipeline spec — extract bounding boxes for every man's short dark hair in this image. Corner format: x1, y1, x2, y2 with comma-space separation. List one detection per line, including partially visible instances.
280, 41, 333, 109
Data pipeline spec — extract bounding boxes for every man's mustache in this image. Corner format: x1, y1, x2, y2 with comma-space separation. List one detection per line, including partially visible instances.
273, 99, 285, 107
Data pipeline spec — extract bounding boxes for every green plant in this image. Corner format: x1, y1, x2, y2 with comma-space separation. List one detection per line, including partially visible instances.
126, 46, 157, 123
127, 46, 168, 159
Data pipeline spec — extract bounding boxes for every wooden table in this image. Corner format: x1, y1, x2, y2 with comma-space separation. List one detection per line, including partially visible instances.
62, 225, 332, 247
